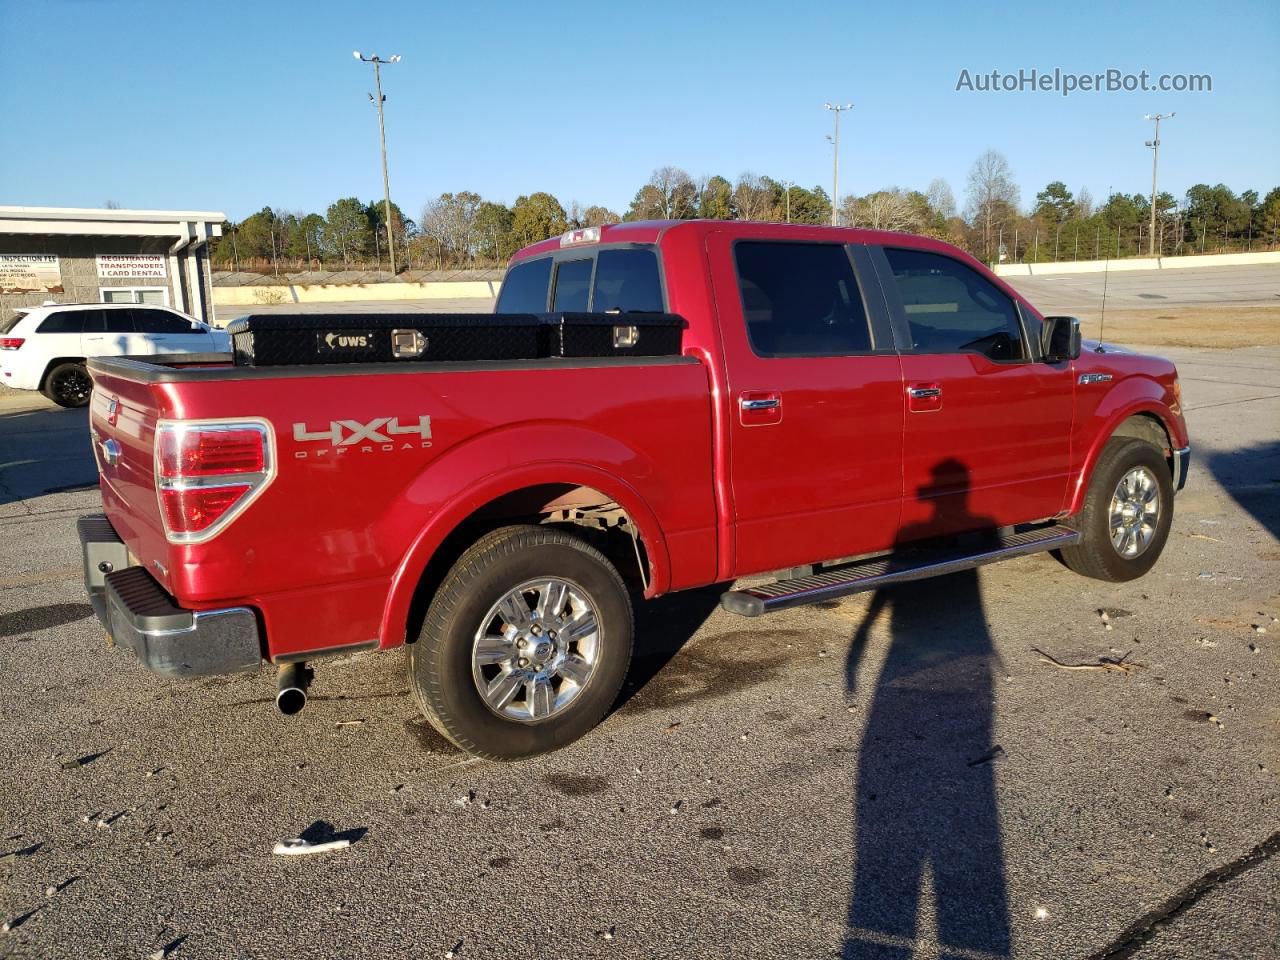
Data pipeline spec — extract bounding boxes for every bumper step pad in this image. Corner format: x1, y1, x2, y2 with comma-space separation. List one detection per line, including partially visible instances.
721, 524, 1081, 617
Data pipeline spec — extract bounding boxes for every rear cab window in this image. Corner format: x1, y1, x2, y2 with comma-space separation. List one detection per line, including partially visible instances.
496, 246, 665, 314
495, 257, 553, 313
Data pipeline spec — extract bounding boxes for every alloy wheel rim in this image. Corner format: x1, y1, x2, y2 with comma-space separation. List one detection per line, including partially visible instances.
1109, 466, 1160, 558
55, 368, 91, 405
471, 577, 601, 722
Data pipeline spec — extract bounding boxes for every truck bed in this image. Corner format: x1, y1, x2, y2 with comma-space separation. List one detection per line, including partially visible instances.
86, 351, 718, 661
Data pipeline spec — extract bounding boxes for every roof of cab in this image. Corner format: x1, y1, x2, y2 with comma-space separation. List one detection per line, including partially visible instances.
507, 219, 972, 265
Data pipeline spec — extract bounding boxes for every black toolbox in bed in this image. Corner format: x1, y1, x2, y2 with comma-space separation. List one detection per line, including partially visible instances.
541, 312, 686, 358
226, 312, 686, 367
226, 314, 544, 366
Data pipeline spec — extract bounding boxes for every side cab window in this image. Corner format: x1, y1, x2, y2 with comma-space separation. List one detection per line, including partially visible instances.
881, 247, 1026, 362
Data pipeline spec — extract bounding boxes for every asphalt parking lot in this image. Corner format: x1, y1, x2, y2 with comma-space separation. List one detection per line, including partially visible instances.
1, 335, 1277, 958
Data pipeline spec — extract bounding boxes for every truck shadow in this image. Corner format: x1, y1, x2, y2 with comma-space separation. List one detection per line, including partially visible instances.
1206, 441, 1280, 541
842, 460, 1010, 958
0, 406, 96, 506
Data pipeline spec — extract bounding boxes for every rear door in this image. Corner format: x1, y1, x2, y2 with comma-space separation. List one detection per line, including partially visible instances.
707, 232, 904, 577
873, 245, 1073, 537
130, 308, 213, 354
82, 308, 148, 356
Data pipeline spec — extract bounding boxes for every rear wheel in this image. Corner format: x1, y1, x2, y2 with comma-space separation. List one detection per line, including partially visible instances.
408, 525, 633, 760
42, 362, 92, 408
1060, 437, 1173, 581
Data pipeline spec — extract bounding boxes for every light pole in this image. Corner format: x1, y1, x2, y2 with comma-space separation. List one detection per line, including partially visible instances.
354, 50, 401, 274
824, 102, 852, 226
783, 180, 793, 223
1144, 112, 1173, 256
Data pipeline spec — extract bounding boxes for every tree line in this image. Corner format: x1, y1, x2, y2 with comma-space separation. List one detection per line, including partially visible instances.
209, 155, 1280, 273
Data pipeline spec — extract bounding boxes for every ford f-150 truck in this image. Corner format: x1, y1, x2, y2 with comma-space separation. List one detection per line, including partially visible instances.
78, 220, 1189, 759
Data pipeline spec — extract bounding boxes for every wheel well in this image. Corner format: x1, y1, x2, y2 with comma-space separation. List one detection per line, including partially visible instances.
40, 357, 87, 391
1111, 413, 1174, 475
403, 484, 649, 645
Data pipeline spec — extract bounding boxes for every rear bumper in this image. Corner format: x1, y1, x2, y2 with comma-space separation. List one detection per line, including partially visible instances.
78, 515, 264, 677
1172, 445, 1191, 493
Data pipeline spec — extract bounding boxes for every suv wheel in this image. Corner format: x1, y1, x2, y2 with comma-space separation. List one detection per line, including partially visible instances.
42, 362, 92, 408
1060, 437, 1174, 581
408, 525, 633, 760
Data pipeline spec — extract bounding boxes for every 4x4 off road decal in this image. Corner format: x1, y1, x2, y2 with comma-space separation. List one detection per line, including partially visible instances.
291, 416, 432, 458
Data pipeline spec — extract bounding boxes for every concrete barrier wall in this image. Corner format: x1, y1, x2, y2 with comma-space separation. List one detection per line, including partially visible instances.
212, 279, 501, 306
993, 250, 1280, 277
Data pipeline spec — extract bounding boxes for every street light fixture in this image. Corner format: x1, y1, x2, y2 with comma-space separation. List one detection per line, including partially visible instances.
824, 102, 853, 227
1144, 112, 1174, 256
354, 51, 402, 274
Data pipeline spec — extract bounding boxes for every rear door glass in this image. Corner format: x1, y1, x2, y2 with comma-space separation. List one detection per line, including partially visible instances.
733, 242, 872, 357
495, 257, 552, 313
591, 248, 663, 312
552, 259, 593, 312
103, 311, 135, 333
36, 311, 86, 334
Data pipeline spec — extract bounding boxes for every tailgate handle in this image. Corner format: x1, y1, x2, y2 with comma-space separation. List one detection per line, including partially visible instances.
99, 437, 121, 467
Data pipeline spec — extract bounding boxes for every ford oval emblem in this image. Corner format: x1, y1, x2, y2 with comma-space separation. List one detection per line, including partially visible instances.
106, 396, 120, 427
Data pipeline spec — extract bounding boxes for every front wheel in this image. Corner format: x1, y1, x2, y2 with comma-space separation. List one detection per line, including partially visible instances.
408, 525, 633, 760
42, 362, 92, 408
1060, 437, 1174, 582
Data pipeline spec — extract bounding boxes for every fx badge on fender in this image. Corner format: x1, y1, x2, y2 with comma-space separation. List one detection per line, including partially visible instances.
292, 416, 432, 458
1078, 373, 1114, 385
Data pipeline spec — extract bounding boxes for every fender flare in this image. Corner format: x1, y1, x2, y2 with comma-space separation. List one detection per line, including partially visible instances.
1066, 397, 1180, 515
377, 456, 670, 650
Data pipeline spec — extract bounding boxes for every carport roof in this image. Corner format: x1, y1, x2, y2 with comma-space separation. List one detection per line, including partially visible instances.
0, 205, 225, 239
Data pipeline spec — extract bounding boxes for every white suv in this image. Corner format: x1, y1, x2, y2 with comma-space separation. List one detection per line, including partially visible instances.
0, 302, 230, 408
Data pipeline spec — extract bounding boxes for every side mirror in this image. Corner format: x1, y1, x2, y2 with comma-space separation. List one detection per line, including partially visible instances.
1041, 316, 1081, 362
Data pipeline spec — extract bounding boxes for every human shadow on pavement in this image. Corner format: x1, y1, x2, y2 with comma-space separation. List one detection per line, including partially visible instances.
1207, 441, 1280, 541
843, 460, 1011, 959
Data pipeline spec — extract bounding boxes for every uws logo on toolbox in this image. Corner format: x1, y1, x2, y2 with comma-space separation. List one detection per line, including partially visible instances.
320, 329, 373, 351
291, 416, 432, 458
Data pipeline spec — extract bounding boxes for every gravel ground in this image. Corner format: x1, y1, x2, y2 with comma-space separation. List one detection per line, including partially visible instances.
0, 344, 1276, 960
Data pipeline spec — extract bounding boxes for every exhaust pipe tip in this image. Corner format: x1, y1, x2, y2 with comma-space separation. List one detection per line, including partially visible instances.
276, 662, 312, 716
276, 685, 307, 716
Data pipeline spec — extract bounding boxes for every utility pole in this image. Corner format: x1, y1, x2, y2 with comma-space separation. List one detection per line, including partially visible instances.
354, 51, 401, 274
824, 102, 853, 226
783, 181, 793, 223
1144, 112, 1174, 256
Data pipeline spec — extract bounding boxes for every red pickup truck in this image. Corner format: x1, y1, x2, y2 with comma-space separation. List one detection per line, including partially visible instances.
79, 220, 1189, 759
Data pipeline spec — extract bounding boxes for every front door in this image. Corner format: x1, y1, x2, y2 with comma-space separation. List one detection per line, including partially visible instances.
873, 245, 1074, 539
707, 231, 905, 577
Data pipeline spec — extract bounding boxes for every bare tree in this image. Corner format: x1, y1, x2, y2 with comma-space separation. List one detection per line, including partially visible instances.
926, 178, 956, 219
840, 189, 922, 232
965, 150, 1020, 259
648, 166, 697, 218
420, 192, 482, 268
1075, 186, 1095, 219
734, 173, 774, 222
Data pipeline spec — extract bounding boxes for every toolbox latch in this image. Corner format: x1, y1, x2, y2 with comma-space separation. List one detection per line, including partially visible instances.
391, 328, 429, 359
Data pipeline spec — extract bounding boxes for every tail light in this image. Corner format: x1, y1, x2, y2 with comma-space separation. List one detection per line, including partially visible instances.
155, 419, 274, 543
0, 338, 24, 350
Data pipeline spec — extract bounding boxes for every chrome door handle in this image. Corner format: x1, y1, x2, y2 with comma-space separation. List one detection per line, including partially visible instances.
908, 386, 942, 399
740, 397, 781, 411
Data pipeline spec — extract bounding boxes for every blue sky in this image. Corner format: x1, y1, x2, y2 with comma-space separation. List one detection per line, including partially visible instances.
1, 0, 1276, 222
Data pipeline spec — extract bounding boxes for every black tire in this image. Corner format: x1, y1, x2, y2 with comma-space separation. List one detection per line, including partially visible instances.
1060, 437, 1174, 582
408, 525, 633, 760
41, 362, 92, 408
